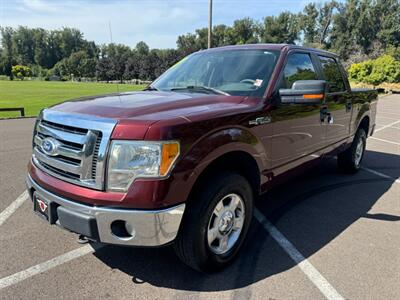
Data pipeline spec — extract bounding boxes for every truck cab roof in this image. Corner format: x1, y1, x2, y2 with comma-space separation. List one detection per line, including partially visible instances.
201, 43, 339, 58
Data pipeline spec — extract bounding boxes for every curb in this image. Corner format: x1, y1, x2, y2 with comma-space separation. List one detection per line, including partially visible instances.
0, 116, 36, 120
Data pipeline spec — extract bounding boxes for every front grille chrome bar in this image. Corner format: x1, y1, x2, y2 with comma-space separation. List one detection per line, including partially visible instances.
37, 122, 88, 145
32, 109, 117, 190
34, 135, 84, 159
34, 147, 82, 174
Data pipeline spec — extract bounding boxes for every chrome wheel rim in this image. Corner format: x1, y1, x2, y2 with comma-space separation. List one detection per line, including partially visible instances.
355, 137, 364, 166
207, 193, 245, 255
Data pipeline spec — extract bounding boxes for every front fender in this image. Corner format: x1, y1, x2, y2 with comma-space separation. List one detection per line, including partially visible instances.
179, 126, 267, 176
156, 126, 269, 206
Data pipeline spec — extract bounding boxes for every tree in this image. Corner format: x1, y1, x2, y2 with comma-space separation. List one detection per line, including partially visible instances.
226, 18, 259, 45
32, 28, 49, 67
96, 57, 114, 82
330, 0, 359, 58
96, 43, 131, 82
374, 0, 400, 48
135, 41, 149, 56
177, 33, 200, 56
52, 50, 97, 80
212, 25, 229, 47
300, 3, 319, 45
149, 49, 180, 79
328, 0, 399, 59
11, 65, 32, 80
1, 1, 400, 81
0, 27, 15, 79
354, 0, 376, 53
12, 26, 35, 65
261, 12, 300, 44
58, 28, 85, 58
124, 54, 140, 80
317, 1, 338, 46
47, 30, 63, 68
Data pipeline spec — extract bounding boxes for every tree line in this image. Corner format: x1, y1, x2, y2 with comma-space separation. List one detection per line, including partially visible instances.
1, 0, 399, 82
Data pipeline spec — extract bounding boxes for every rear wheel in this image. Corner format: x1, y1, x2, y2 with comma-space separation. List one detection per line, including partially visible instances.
174, 172, 253, 272
337, 128, 366, 173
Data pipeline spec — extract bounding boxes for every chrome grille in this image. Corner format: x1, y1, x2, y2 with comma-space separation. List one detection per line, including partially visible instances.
91, 133, 102, 179
32, 110, 117, 190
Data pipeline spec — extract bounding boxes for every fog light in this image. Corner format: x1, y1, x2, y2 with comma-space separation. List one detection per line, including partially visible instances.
110, 220, 135, 239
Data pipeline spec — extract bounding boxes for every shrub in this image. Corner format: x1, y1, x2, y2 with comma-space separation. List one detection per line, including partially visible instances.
371, 55, 400, 83
348, 55, 400, 86
29, 65, 51, 80
11, 65, 32, 80
348, 60, 373, 82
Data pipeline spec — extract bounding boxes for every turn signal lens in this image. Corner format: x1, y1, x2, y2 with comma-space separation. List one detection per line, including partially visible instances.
160, 142, 180, 176
303, 94, 324, 99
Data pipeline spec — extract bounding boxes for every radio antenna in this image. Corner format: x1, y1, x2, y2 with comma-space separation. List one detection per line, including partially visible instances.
108, 20, 121, 97
108, 20, 113, 43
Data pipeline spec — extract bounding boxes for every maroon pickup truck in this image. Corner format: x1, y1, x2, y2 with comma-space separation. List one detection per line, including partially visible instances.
26, 44, 377, 272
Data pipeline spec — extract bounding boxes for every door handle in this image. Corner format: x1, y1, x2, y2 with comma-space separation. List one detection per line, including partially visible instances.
346, 101, 352, 112
320, 107, 328, 122
320, 107, 333, 123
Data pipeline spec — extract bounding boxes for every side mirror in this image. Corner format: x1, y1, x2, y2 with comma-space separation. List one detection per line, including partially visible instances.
279, 80, 326, 104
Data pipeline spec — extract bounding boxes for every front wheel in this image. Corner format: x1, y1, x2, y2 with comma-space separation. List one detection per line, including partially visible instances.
174, 172, 253, 272
337, 128, 366, 173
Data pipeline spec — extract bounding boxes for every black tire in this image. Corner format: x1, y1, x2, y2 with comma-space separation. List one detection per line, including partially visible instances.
337, 128, 366, 173
173, 172, 254, 272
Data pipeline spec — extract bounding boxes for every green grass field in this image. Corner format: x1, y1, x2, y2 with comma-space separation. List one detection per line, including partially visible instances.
0, 81, 145, 118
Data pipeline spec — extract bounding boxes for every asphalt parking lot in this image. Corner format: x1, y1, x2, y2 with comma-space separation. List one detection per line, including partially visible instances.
0, 95, 399, 300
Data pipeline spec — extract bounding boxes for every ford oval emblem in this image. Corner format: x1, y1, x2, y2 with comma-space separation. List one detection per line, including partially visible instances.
41, 138, 59, 156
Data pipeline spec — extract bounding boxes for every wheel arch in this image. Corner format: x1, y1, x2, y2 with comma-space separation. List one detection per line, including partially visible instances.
169, 125, 269, 208
358, 115, 370, 135
187, 150, 262, 204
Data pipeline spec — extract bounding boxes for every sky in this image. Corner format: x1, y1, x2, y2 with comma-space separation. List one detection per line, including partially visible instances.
1, 0, 320, 49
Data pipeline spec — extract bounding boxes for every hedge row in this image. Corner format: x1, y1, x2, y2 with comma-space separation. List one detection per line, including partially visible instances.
348, 55, 400, 86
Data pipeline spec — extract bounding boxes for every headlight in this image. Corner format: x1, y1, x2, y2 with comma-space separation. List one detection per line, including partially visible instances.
107, 140, 180, 192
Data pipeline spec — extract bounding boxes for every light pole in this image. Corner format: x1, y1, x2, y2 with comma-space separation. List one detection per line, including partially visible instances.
208, 0, 213, 48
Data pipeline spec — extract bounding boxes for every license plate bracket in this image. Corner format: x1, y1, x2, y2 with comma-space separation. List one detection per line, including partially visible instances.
33, 193, 50, 222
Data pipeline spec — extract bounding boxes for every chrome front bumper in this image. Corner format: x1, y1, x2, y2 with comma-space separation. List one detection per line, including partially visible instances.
26, 174, 185, 247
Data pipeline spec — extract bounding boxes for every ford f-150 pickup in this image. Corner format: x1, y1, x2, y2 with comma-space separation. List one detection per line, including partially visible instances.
26, 44, 377, 272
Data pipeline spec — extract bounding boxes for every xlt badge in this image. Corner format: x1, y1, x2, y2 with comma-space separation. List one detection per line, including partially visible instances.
249, 116, 271, 126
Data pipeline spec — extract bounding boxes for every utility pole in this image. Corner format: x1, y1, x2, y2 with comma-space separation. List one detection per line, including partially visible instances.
208, 0, 213, 48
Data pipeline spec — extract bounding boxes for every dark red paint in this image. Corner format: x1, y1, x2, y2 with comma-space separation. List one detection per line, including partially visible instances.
28, 44, 378, 209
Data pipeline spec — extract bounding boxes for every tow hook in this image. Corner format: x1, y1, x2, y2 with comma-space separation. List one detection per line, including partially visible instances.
77, 234, 89, 244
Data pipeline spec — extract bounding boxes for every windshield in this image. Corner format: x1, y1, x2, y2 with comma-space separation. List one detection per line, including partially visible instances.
152, 49, 280, 97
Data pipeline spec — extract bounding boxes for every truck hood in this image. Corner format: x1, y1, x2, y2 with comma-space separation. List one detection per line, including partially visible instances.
50, 91, 248, 122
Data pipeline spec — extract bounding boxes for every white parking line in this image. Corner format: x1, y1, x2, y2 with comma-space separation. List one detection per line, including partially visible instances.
0, 245, 94, 290
375, 120, 400, 132
332, 155, 399, 184
361, 167, 400, 184
378, 110, 400, 117
370, 137, 400, 145
0, 191, 29, 226
376, 125, 399, 130
375, 124, 400, 130
376, 116, 399, 121
254, 209, 345, 300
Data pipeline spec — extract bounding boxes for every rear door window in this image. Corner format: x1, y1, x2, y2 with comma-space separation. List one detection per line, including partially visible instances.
283, 53, 317, 88
318, 56, 346, 93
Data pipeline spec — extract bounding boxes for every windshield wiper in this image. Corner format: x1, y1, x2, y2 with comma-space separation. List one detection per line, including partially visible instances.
170, 85, 230, 96
143, 85, 159, 91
